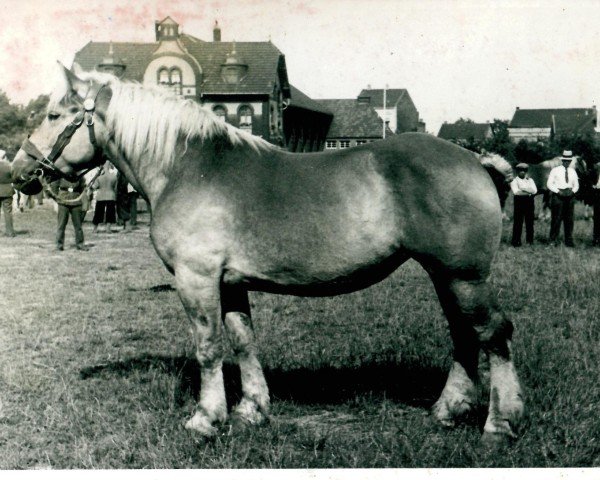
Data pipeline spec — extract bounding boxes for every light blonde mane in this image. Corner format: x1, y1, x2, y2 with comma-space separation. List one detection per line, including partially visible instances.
58, 71, 274, 168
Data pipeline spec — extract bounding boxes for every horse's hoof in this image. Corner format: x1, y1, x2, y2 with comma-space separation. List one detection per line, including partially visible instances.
231, 398, 270, 427
185, 412, 219, 437
432, 397, 473, 428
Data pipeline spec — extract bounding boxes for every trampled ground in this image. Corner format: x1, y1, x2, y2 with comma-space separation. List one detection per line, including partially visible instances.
0, 201, 599, 468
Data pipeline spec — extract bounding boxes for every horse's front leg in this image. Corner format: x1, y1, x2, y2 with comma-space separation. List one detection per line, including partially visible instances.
175, 264, 227, 436
221, 283, 270, 426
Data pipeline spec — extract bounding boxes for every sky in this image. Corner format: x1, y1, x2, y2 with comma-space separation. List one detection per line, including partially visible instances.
1, 0, 600, 134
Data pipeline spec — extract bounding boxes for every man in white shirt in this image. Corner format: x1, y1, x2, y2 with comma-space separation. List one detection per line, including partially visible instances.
547, 150, 579, 247
510, 163, 537, 246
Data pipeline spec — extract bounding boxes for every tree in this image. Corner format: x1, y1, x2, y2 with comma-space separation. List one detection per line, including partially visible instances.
454, 117, 475, 125
482, 119, 515, 162
0, 92, 48, 159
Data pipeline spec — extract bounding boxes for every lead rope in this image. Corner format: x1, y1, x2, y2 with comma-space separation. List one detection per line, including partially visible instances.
41, 166, 104, 207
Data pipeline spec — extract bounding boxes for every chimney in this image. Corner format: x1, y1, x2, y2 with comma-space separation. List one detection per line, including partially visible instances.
213, 20, 221, 42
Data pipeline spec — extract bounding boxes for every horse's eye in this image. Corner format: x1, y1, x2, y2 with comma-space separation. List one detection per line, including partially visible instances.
69, 106, 79, 114
47, 112, 60, 121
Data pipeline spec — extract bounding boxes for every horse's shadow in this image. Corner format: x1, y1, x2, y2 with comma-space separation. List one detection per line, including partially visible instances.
79, 354, 449, 411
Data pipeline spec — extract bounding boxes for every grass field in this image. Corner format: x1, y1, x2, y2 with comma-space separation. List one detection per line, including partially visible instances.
0, 199, 599, 469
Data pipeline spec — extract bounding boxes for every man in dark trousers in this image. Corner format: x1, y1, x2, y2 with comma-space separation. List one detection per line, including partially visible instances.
0, 151, 15, 237
547, 150, 579, 247
510, 163, 537, 246
52, 176, 88, 251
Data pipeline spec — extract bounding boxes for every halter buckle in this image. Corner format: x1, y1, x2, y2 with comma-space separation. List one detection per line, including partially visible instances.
83, 98, 95, 111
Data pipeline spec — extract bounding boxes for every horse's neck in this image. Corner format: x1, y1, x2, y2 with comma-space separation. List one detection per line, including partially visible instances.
105, 140, 168, 207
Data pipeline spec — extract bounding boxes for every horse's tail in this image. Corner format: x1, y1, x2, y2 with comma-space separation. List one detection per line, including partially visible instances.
479, 153, 513, 208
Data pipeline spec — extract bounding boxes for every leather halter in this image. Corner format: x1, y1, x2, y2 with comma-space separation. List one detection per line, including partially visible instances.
20, 83, 106, 182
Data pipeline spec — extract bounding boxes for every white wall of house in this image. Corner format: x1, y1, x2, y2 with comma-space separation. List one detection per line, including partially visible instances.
143, 57, 197, 97
374, 107, 396, 133
508, 127, 551, 142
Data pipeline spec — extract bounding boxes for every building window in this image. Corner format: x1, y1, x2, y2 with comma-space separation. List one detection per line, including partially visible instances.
339, 140, 350, 149
158, 68, 169, 85
157, 67, 182, 95
170, 68, 182, 95
325, 140, 337, 149
213, 105, 227, 122
238, 105, 253, 133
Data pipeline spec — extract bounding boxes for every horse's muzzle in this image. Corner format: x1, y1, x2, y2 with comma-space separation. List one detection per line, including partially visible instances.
14, 175, 43, 195
11, 150, 44, 195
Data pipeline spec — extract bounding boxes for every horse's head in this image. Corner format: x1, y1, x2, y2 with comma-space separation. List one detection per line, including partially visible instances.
12, 65, 112, 194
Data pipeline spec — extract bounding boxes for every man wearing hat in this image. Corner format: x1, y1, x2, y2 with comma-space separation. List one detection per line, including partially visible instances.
547, 150, 579, 247
0, 150, 15, 237
510, 163, 537, 246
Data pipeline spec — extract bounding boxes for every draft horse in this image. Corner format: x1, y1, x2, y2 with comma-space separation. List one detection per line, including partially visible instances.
12, 67, 523, 442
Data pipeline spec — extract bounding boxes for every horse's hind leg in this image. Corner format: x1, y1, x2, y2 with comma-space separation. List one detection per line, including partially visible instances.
175, 264, 227, 436
429, 273, 479, 425
429, 271, 524, 438
221, 283, 270, 426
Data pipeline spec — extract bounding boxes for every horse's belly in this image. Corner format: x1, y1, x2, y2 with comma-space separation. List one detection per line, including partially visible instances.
224, 241, 409, 297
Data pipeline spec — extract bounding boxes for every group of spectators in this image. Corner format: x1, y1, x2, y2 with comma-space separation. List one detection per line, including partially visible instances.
0, 152, 141, 251
510, 150, 600, 248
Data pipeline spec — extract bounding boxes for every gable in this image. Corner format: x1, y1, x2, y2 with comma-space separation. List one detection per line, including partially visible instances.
317, 99, 389, 138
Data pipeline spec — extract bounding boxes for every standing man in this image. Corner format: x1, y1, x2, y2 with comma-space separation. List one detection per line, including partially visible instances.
510, 163, 537, 246
52, 176, 88, 251
0, 150, 15, 237
547, 150, 579, 247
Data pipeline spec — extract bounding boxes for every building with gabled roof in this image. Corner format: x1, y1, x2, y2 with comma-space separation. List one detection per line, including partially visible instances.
437, 122, 493, 144
73, 17, 332, 151
317, 99, 393, 149
357, 88, 425, 133
508, 107, 598, 142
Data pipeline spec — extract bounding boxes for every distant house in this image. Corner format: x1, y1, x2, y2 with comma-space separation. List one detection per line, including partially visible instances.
356, 88, 425, 133
508, 107, 598, 142
316, 99, 393, 149
437, 122, 493, 144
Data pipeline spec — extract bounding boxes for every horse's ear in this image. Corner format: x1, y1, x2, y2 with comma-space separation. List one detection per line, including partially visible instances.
58, 62, 89, 99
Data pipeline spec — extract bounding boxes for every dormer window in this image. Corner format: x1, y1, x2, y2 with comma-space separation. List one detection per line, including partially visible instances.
221, 46, 248, 84
155, 17, 180, 41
